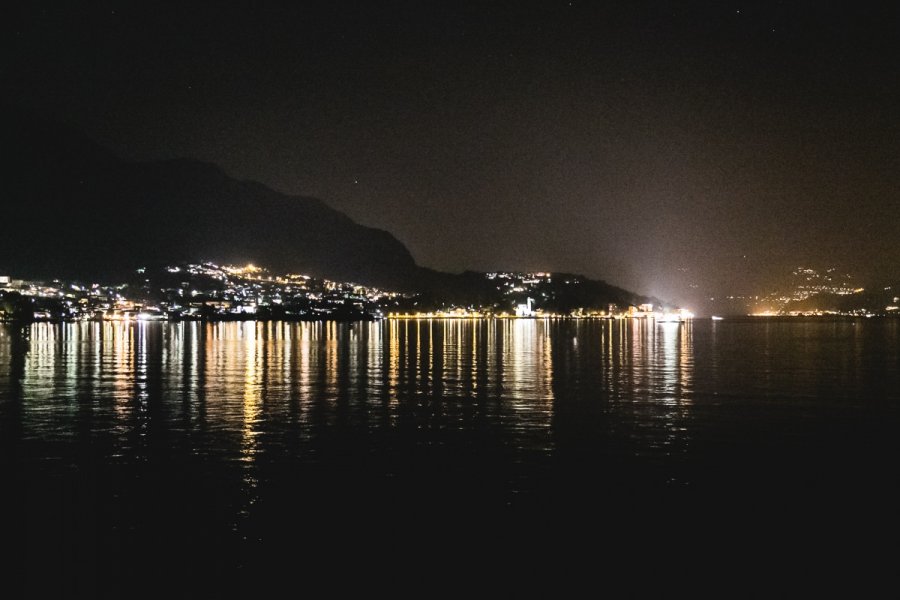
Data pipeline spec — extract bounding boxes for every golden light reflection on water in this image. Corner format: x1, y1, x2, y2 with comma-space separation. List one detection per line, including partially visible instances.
241, 322, 263, 464
2, 319, 707, 464
324, 321, 338, 396
388, 319, 400, 395
506, 319, 554, 407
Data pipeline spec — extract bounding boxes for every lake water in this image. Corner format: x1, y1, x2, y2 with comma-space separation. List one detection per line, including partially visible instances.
2, 319, 899, 594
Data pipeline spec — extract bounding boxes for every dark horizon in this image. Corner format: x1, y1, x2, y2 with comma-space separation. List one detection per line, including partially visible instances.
5, 2, 899, 306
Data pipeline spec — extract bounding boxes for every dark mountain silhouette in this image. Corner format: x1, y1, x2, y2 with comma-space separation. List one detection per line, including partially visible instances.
2, 107, 655, 308
3, 105, 418, 288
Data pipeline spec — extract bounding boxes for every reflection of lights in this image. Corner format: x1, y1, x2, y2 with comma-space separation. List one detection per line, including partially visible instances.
325, 321, 338, 395
366, 320, 382, 398
388, 319, 400, 395
241, 322, 263, 466
660, 318, 678, 393
414, 320, 422, 392
3, 318, 735, 492
679, 320, 694, 395
505, 319, 554, 406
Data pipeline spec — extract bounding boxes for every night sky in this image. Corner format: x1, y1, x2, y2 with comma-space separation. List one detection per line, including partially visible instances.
5, 1, 899, 306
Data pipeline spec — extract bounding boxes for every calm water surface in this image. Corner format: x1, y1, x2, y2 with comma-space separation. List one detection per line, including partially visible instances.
2, 319, 898, 593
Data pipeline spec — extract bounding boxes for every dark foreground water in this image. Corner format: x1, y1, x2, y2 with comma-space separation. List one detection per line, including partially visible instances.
2, 319, 899, 594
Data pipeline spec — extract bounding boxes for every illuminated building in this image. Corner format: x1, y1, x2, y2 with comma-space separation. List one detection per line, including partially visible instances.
515, 297, 535, 317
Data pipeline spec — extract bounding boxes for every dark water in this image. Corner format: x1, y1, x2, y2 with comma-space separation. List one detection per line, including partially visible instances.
2, 319, 899, 594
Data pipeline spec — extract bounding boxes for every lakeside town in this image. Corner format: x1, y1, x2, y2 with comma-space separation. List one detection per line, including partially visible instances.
709, 266, 899, 318
0, 263, 694, 323
4, 262, 898, 323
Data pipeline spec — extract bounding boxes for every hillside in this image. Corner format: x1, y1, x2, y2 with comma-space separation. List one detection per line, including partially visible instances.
2, 107, 654, 308
3, 106, 418, 288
